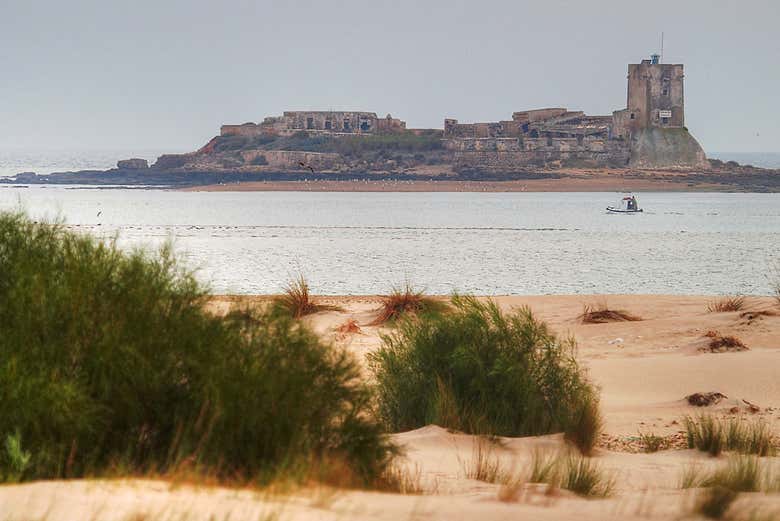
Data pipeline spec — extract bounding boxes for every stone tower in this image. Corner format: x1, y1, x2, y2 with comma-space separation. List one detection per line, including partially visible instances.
626, 55, 685, 133
618, 55, 708, 169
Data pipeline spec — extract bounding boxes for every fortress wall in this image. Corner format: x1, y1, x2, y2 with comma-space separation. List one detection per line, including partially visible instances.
221, 124, 264, 137
282, 111, 379, 133
240, 150, 341, 169
452, 137, 630, 169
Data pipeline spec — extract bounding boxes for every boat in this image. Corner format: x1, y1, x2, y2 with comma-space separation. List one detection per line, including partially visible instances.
607, 195, 643, 213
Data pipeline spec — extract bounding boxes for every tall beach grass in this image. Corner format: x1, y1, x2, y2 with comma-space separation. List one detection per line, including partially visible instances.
369, 295, 602, 454
0, 211, 393, 485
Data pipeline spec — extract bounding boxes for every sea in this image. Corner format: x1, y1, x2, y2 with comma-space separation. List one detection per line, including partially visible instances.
1, 185, 778, 296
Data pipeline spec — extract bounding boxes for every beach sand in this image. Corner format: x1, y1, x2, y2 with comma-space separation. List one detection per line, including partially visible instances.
3, 295, 779, 520
179, 168, 732, 193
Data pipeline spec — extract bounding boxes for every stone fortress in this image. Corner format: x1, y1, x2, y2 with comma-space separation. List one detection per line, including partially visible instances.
440, 55, 706, 169
167, 55, 708, 173
221, 111, 407, 138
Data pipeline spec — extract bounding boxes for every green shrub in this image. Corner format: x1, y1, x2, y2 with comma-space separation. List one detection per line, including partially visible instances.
0, 211, 393, 484
2, 431, 31, 482
368, 296, 601, 453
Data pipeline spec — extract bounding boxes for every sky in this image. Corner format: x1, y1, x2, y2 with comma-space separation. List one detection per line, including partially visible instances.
1, 0, 779, 154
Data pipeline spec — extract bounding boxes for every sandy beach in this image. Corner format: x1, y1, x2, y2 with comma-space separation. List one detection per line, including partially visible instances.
3, 294, 779, 520
180, 170, 731, 193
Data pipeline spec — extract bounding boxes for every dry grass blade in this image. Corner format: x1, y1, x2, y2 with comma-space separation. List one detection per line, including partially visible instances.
275, 274, 339, 319
578, 302, 641, 324
369, 283, 446, 326
706, 296, 746, 313
462, 438, 509, 484
375, 462, 426, 494
336, 319, 361, 335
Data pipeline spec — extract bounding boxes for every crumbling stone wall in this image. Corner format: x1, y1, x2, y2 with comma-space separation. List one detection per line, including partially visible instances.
449, 137, 630, 169
220, 123, 264, 137
240, 150, 341, 170
222, 111, 406, 137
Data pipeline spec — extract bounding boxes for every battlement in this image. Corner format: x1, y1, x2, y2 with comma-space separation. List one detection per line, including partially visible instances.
221, 111, 406, 137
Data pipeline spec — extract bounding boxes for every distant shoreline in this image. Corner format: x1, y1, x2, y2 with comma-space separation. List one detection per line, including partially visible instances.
4, 165, 780, 192
180, 179, 713, 192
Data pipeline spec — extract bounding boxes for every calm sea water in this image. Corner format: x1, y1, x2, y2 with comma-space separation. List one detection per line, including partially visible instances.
1, 186, 778, 295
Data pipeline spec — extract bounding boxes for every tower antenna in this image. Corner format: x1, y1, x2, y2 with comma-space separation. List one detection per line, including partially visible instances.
660, 32, 664, 63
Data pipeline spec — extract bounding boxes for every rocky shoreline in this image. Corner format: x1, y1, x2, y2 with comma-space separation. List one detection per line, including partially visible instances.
4, 164, 779, 192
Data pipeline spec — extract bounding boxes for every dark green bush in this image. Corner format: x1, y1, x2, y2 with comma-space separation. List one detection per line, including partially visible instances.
368, 296, 601, 453
0, 212, 392, 484
212, 135, 249, 152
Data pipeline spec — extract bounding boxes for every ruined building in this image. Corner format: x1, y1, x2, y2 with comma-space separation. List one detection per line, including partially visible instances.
221, 111, 406, 137
444, 55, 707, 169
209, 56, 707, 172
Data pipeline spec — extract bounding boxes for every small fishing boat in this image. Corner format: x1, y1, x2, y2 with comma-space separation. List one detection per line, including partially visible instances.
607, 195, 643, 213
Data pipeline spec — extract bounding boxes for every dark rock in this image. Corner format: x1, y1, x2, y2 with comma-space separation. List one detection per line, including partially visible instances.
117, 158, 149, 170
686, 392, 727, 407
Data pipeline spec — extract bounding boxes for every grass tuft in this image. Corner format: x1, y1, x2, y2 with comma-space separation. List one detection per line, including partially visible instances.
684, 415, 776, 457
273, 273, 339, 318
462, 438, 509, 484
375, 462, 426, 494
578, 301, 642, 324
684, 457, 772, 519
0, 211, 393, 485
368, 283, 447, 326
369, 296, 602, 454
529, 450, 560, 485
638, 431, 668, 453
564, 393, 603, 456
528, 451, 613, 498
706, 296, 747, 313
697, 486, 739, 519
561, 454, 615, 497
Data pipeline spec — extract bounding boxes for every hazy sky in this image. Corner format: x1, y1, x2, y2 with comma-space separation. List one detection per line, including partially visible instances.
2, 0, 779, 153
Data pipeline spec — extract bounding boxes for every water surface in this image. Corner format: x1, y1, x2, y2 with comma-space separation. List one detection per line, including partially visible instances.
1, 186, 777, 295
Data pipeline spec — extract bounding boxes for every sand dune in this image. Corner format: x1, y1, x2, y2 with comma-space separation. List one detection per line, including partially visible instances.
3, 295, 779, 520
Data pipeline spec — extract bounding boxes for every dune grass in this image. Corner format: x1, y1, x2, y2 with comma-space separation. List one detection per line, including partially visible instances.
375, 462, 426, 494
273, 273, 339, 318
683, 456, 772, 519
461, 437, 510, 484
639, 431, 668, 453
368, 284, 447, 326
578, 301, 642, 324
369, 296, 602, 454
684, 415, 775, 457
527, 451, 614, 498
0, 211, 393, 486
707, 296, 747, 313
